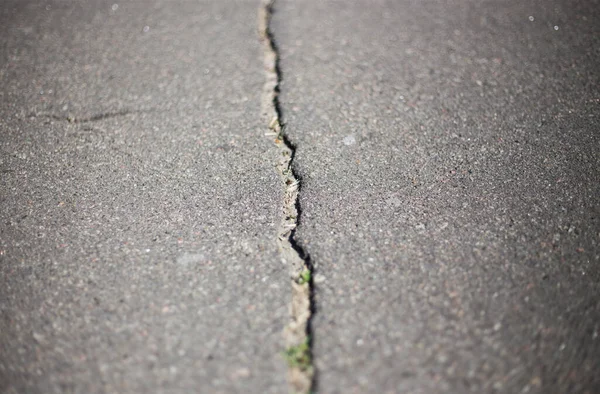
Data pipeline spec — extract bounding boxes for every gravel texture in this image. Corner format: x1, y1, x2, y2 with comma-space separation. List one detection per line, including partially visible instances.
0, 1, 288, 393
272, 0, 600, 393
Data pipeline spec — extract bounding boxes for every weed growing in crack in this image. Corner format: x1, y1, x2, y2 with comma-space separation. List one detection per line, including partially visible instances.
297, 269, 311, 285
284, 337, 312, 371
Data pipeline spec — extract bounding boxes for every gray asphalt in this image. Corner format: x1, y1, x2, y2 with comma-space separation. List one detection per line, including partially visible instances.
272, 0, 600, 393
2, 0, 599, 393
0, 1, 288, 393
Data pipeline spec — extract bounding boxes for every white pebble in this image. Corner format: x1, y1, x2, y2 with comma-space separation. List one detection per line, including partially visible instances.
342, 135, 356, 146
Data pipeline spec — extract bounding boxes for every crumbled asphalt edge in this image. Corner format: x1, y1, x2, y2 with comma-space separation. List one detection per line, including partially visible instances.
258, 1, 315, 392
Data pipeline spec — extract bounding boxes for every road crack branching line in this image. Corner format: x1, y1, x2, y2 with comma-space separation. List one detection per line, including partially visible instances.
26, 109, 141, 124
259, 1, 315, 393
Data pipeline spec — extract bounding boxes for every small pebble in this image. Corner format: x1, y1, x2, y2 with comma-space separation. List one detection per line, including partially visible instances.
314, 274, 326, 284
342, 135, 356, 146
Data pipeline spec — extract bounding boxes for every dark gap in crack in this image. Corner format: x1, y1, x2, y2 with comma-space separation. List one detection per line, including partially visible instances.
307, 269, 318, 392
265, 0, 306, 265
264, 1, 317, 390
291, 228, 318, 392
281, 133, 297, 167
286, 170, 317, 391
286, 187, 318, 392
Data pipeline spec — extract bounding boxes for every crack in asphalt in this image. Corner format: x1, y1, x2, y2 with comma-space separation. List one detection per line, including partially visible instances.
259, 1, 316, 392
26, 109, 151, 124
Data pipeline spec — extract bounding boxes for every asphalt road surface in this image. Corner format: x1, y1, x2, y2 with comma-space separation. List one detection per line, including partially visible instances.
273, 0, 599, 393
1, 1, 289, 393
1, 0, 599, 393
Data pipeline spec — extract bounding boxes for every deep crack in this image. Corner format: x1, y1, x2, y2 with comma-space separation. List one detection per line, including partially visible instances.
259, 1, 316, 392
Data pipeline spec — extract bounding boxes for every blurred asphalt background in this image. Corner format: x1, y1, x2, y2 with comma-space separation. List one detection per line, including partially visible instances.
1, 0, 599, 393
